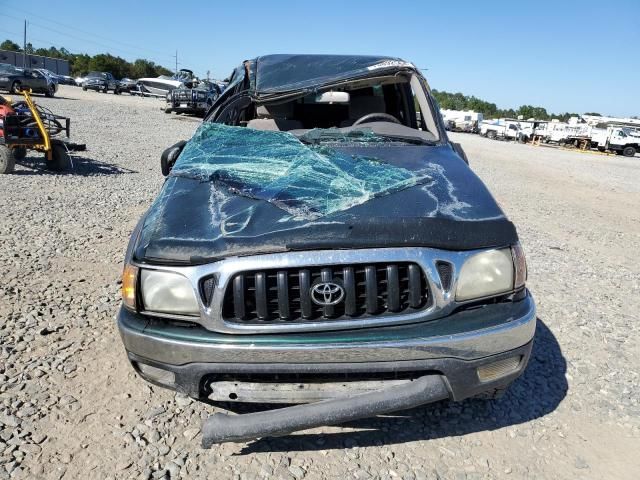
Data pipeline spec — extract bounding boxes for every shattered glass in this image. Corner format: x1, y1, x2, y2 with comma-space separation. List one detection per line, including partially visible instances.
170, 123, 431, 219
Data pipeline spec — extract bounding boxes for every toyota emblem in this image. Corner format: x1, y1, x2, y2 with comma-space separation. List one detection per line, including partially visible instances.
310, 281, 345, 306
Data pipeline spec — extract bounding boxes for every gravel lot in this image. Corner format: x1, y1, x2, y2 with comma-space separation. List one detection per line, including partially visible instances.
1, 85, 639, 479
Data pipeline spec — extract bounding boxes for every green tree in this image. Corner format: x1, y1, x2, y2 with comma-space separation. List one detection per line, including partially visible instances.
1, 38, 173, 79
0, 39, 20, 51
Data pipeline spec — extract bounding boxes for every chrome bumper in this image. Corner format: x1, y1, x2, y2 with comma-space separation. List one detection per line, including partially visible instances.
118, 292, 536, 366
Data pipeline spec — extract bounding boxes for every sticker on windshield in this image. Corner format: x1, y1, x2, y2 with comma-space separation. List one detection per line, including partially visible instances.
367, 60, 414, 71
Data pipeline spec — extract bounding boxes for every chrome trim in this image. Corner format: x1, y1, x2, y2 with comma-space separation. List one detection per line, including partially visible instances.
138, 311, 199, 322
118, 295, 536, 365
132, 246, 513, 334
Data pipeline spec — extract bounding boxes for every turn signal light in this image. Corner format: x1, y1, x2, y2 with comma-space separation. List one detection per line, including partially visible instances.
477, 356, 522, 382
122, 264, 139, 310
136, 362, 175, 386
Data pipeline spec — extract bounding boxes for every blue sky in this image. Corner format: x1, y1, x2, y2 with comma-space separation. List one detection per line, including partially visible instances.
1, 0, 639, 116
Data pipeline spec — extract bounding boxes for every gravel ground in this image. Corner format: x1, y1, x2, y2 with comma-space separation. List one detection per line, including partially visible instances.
1, 86, 639, 479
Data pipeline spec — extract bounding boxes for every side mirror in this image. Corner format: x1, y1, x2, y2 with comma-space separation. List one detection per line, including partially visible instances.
451, 142, 469, 165
161, 140, 187, 176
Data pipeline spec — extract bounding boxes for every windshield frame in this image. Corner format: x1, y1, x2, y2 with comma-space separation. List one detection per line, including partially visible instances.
205, 60, 448, 145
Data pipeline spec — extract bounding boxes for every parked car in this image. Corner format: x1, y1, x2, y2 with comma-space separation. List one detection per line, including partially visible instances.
0, 65, 58, 97
118, 54, 535, 446
164, 80, 222, 116
58, 75, 77, 86
117, 77, 138, 94
82, 71, 119, 93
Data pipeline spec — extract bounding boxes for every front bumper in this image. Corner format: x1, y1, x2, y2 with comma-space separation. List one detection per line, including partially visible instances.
118, 292, 536, 401
84, 82, 106, 90
167, 101, 207, 112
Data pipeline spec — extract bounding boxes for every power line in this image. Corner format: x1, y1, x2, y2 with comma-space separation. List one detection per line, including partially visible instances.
0, 12, 170, 64
0, 12, 190, 70
5, 5, 177, 60
0, 27, 60, 50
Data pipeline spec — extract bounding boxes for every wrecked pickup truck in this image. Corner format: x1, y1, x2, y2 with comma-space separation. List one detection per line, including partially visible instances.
118, 54, 536, 446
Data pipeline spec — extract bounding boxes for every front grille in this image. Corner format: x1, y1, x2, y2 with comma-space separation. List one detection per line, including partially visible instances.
221, 262, 430, 324
436, 261, 453, 291
172, 91, 191, 101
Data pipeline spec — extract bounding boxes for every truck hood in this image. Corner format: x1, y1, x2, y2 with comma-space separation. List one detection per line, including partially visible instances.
134, 124, 516, 265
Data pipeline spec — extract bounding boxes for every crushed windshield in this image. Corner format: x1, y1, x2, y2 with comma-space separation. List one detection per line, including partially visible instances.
170, 123, 432, 218
255, 54, 414, 93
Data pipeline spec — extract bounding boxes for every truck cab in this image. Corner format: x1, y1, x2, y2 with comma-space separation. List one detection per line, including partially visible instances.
591, 127, 639, 157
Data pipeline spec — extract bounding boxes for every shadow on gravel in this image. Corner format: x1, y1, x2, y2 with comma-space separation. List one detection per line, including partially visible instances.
14, 156, 137, 176
233, 319, 567, 454
48, 96, 79, 100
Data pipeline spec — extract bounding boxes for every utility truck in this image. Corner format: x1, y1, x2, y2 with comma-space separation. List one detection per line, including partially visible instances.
480, 119, 520, 140
590, 127, 639, 157
441, 109, 483, 133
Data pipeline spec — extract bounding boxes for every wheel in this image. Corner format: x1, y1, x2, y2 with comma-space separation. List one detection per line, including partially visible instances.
46, 143, 71, 171
622, 146, 637, 157
0, 146, 15, 174
45, 84, 56, 97
12, 147, 27, 161
164, 108, 172, 114
487, 130, 497, 140
82, 86, 87, 91
10, 81, 21, 94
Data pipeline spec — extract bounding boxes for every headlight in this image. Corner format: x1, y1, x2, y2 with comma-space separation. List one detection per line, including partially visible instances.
140, 269, 199, 316
456, 248, 514, 301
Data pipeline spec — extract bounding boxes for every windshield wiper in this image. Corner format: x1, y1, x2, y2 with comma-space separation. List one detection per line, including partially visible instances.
296, 129, 437, 146
372, 134, 437, 145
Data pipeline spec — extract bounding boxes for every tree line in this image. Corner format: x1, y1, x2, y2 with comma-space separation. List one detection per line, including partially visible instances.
431, 89, 601, 122
1, 39, 172, 79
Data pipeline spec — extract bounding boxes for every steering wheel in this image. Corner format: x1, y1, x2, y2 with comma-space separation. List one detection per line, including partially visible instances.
353, 112, 401, 126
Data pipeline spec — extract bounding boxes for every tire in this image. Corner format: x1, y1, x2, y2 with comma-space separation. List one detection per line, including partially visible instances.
45, 84, 56, 98
12, 147, 27, 161
487, 130, 497, 140
82, 86, 87, 91
46, 143, 71, 171
0, 146, 15, 174
622, 146, 637, 157
164, 108, 172, 114
10, 81, 21, 94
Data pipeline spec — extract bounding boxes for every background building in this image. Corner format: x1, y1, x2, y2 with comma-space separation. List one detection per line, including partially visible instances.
0, 49, 70, 75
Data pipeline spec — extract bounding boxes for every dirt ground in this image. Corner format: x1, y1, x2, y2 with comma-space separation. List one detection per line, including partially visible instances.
1, 86, 639, 479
